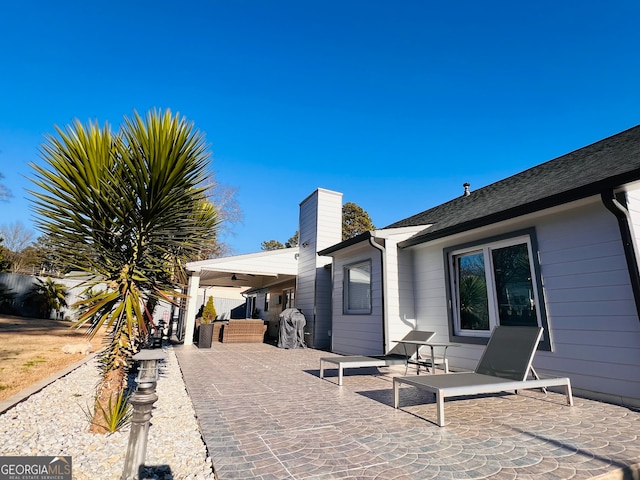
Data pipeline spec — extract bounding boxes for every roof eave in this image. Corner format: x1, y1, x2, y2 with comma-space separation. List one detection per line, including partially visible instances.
399, 173, 640, 248
317, 231, 373, 256
187, 247, 300, 272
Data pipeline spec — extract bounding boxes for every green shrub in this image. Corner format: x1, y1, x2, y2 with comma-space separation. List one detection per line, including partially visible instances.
201, 297, 217, 324
82, 389, 132, 433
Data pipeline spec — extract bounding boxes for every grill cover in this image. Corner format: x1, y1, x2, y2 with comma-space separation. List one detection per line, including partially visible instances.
278, 308, 307, 349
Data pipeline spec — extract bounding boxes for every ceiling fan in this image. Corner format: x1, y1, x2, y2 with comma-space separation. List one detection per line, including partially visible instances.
231, 273, 256, 281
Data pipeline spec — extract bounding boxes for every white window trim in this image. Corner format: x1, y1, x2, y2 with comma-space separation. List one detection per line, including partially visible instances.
448, 235, 542, 337
343, 260, 372, 315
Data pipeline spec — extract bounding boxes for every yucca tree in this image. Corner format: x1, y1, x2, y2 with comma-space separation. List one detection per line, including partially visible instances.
29, 109, 220, 433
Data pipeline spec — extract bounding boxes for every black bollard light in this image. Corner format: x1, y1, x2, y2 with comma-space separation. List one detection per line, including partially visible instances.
121, 349, 167, 480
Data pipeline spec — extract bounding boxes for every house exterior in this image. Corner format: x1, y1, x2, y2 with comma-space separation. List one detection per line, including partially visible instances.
182, 188, 342, 347
0, 272, 91, 319
180, 127, 640, 407
319, 125, 640, 409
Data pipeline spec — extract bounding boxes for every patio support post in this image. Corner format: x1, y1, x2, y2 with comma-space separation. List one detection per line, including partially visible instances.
183, 271, 201, 345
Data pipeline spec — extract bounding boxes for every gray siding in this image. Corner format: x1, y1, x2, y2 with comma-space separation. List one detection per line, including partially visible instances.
330, 242, 384, 355
535, 201, 640, 404
385, 239, 421, 351
396, 248, 416, 327
412, 246, 450, 340
297, 190, 321, 346
627, 189, 640, 268
313, 266, 333, 347
410, 197, 640, 406
297, 189, 342, 348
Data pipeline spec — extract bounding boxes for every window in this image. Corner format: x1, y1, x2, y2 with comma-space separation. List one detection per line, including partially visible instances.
283, 288, 295, 310
447, 232, 547, 343
246, 296, 255, 319
264, 293, 270, 312
344, 260, 371, 314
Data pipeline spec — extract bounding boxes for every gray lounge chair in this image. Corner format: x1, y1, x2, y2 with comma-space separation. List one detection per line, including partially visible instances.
320, 330, 435, 385
393, 326, 573, 426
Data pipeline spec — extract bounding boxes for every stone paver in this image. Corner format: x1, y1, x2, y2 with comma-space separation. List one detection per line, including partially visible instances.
175, 343, 640, 480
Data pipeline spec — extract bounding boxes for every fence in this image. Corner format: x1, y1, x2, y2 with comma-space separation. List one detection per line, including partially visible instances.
0, 273, 246, 333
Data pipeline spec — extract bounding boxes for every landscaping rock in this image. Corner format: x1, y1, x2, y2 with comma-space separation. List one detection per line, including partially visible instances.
0, 347, 215, 479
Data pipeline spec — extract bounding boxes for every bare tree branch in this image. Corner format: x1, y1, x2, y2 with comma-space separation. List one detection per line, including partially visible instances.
0, 173, 12, 201
0, 221, 36, 273
203, 180, 243, 257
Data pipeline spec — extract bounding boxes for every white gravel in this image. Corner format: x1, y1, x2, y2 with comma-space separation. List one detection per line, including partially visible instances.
0, 347, 215, 480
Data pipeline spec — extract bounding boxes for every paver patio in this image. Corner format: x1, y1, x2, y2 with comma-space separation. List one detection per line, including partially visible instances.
174, 343, 640, 480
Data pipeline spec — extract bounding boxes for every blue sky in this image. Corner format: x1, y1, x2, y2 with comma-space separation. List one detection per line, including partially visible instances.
1, 1, 639, 254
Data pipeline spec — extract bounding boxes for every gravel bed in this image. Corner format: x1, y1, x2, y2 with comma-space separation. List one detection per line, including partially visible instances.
0, 347, 215, 480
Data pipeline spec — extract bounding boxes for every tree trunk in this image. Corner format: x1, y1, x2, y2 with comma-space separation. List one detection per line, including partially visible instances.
89, 366, 126, 434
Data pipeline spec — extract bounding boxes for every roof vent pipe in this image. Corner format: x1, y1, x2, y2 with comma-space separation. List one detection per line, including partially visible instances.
463, 182, 471, 196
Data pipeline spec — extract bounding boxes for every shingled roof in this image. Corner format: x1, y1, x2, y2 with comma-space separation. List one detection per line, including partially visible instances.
390, 125, 640, 248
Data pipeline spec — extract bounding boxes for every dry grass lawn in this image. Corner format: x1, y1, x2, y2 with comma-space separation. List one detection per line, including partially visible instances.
0, 315, 107, 402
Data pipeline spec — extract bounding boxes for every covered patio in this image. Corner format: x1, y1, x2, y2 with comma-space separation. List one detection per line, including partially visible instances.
175, 342, 640, 480
182, 248, 300, 344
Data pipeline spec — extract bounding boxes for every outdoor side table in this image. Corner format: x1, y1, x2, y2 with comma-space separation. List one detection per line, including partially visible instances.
393, 339, 460, 374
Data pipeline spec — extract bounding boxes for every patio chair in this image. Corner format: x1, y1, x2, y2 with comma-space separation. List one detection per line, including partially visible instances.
319, 330, 435, 385
393, 326, 573, 426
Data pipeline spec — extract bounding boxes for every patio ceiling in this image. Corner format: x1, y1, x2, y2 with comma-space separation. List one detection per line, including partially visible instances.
186, 248, 300, 289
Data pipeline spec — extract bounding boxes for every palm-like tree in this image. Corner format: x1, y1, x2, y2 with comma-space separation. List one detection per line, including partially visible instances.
29, 109, 220, 433
0, 281, 16, 313
26, 277, 68, 319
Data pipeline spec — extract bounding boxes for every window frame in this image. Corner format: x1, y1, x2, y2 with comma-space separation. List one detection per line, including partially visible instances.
245, 296, 256, 319
282, 288, 295, 311
343, 259, 372, 315
444, 228, 551, 350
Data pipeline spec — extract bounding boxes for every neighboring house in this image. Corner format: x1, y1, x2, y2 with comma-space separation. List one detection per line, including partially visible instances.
0, 272, 95, 319
319, 125, 640, 409
0, 272, 241, 334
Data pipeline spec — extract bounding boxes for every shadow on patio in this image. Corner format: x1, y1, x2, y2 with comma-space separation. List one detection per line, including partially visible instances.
175, 342, 640, 480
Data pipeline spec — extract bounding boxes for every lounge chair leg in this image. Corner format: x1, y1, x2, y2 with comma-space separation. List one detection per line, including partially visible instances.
320, 360, 324, 380
393, 381, 400, 408
338, 366, 343, 386
565, 380, 574, 406
529, 366, 547, 393
436, 391, 445, 427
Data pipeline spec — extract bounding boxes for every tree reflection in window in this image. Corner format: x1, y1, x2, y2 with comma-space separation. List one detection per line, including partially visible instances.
457, 252, 489, 330
492, 243, 537, 327
454, 242, 538, 332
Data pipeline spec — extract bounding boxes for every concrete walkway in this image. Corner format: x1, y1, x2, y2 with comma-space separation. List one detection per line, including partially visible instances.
175, 343, 640, 480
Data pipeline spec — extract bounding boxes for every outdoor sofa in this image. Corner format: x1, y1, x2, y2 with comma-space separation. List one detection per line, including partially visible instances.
393, 326, 573, 426
221, 319, 267, 343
